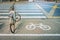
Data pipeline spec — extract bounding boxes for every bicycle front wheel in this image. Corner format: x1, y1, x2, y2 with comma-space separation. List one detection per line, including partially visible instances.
16, 13, 21, 22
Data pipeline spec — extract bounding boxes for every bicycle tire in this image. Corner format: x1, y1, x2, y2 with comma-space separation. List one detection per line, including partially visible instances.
10, 23, 15, 33
16, 13, 21, 22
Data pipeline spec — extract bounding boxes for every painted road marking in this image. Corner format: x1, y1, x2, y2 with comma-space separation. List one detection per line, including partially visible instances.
0, 13, 46, 18
0, 16, 46, 18
25, 23, 51, 30
0, 34, 60, 36
0, 13, 43, 15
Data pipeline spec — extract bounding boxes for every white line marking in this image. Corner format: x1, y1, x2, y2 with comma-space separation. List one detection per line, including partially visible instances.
18, 13, 43, 14
0, 16, 9, 18
0, 16, 46, 18
0, 34, 60, 36
36, 3, 48, 18
21, 16, 46, 18
25, 23, 51, 30
0, 13, 43, 14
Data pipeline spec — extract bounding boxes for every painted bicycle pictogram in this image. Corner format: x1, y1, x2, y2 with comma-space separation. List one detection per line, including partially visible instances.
26, 23, 51, 30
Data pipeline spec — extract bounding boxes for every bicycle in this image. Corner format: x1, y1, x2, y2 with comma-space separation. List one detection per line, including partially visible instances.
9, 12, 21, 33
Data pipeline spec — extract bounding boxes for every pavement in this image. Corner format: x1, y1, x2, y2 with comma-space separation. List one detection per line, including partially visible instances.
0, 2, 60, 18
0, 1, 60, 40
0, 36, 60, 40
0, 18, 60, 34
0, 18, 60, 40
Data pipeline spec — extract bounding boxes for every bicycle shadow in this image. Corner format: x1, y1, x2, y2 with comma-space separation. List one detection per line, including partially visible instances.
15, 20, 25, 33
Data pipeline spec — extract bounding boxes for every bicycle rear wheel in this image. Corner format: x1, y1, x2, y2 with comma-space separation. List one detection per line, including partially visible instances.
10, 23, 15, 33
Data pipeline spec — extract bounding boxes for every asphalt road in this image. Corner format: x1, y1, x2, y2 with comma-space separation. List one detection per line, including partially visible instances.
0, 18, 60, 34
0, 2, 60, 40
0, 36, 60, 40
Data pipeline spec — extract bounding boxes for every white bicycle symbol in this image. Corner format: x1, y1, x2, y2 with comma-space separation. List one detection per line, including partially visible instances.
25, 23, 51, 31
